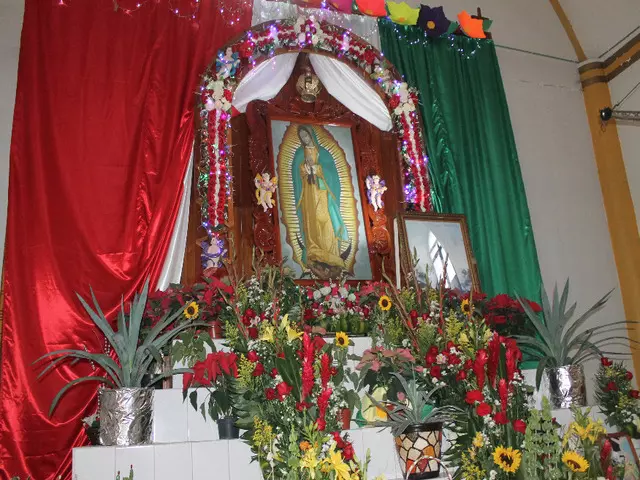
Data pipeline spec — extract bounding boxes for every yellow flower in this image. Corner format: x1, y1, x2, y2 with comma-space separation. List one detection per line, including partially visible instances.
335, 332, 350, 348
184, 301, 199, 319
280, 314, 302, 342
300, 448, 320, 479
378, 295, 392, 311
386, 1, 419, 25
260, 324, 274, 343
458, 332, 470, 345
493, 446, 521, 474
562, 451, 589, 473
472, 432, 484, 448
461, 299, 471, 315
325, 444, 351, 480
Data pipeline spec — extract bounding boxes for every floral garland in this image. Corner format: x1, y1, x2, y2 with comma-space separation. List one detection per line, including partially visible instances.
198, 16, 432, 248
595, 358, 640, 438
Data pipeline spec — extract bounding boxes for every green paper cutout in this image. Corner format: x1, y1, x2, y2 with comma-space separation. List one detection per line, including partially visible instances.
483, 18, 493, 32
446, 21, 458, 34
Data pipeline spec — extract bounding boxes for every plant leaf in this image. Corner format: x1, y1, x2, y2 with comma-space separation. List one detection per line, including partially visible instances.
49, 376, 115, 416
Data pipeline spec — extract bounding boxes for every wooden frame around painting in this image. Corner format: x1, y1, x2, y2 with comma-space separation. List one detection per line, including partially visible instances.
396, 212, 480, 292
608, 432, 640, 480
268, 116, 375, 282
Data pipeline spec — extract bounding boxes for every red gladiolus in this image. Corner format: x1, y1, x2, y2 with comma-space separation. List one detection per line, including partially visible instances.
252, 363, 264, 377
456, 370, 467, 381
270, 368, 278, 378
487, 334, 500, 387
317, 387, 333, 431
465, 390, 484, 404
606, 381, 618, 391
493, 411, 509, 425
476, 402, 491, 416
342, 443, 355, 461
296, 401, 311, 411
601, 357, 613, 367
320, 353, 332, 388
332, 431, 346, 448
277, 352, 285, 359
302, 334, 315, 399
473, 349, 488, 390
464, 359, 473, 370
430, 365, 442, 379
410, 310, 418, 319
276, 381, 293, 400
601, 438, 612, 465
498, 379, 509, 412
425, 353, 437, 365
428, 346, 439, 356
513, 419, 526, 434
265, 388, 277, 401
317, 418, 326, 431
446, 341, 455, 351
630, 390, 640, 399
626, 371, 634, 381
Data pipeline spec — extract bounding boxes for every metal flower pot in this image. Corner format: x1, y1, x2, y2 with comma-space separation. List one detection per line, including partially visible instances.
99, 387, 154, 446
394, 422, 444, 480
217, 417, 240, 439
544, 364, 587, 409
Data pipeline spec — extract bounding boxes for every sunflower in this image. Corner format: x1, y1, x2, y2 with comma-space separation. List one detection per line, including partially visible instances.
184, 301, 199, 319
461, 298, 472, 315
493, 446, 521, 474
562, 451, 589, 473
335, 332, 350, 348
378, 295, 392, 311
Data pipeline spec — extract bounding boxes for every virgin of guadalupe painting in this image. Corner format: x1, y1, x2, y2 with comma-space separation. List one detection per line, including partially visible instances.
271, 120, 372, 280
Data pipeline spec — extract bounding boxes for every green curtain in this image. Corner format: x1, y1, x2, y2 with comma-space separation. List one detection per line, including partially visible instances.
379, 20, 542, 300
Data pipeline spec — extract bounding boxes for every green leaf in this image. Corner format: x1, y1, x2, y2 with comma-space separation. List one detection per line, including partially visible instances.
189, 390, 199, 411
49, 376, 115, 416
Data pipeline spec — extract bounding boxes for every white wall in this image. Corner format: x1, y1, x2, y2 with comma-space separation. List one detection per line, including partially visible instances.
0, 1, 24, 273
610, 61, 640, 230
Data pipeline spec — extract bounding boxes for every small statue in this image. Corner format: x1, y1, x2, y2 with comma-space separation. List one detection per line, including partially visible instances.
201, 237, 226, 270
216, 47, 240, 80
255, 172, 278, 212
366, 174, 387, 212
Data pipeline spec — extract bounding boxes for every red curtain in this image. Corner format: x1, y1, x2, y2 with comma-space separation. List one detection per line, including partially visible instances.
0, 1, 250, 478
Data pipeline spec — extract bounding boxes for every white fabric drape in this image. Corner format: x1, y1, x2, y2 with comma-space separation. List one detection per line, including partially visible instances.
252, 0, 381, 49
233, 53, 299, 113
157, 150, 193, 291
309, 54, 392, 131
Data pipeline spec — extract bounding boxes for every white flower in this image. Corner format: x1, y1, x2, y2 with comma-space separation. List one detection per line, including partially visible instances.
320, 286, 331, 296
205, 97, 215, 111
298, 33, 306, 44
436, 354, 447, 365
313, 290, 322, 301
489, 470, 497, 480
347, 293, 356, 302
311, 34, 319, 45
339, 287, 348, 298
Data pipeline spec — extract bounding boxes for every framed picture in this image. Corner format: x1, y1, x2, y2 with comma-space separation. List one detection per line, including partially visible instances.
608, 432, 640, 480
396, 212, 480, 292
270, 119, 373, 281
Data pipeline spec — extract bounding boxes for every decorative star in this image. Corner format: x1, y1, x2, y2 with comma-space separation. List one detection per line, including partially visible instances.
416, 5, 451, 37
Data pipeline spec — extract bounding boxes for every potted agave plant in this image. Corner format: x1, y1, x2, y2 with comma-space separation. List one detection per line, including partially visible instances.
34, 278, 205, 446
514, 279, 634, 408
368, 373, 459, 480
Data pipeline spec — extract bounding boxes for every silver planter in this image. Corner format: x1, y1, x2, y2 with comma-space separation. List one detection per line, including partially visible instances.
544, 364, 587, 409
99, 387, 154, 446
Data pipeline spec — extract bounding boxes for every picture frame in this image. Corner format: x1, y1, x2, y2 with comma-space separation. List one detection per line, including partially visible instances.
268, 117, 375, 282
607, 432, 640, 480
396, 212, 480, 292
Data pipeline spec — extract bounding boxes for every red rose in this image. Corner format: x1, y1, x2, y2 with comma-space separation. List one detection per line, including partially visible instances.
389, 95, 400, 110
448, 354, 462, 366
601, 357, 613, 367
626, 371, 634, 381
245, 308, 255, 317
630, 390, 640, 399
252, 363, 264, 377
527, 300, 542, 313
456, 370, 467, 381
270, 368, 278, 378
476, 402, 491, 416
491, 315, 507, 325
364, 49, 376, 65
446, 341, 455, 350
238, 40, 254, 58
276, 381, 293, 400
248, 327, 258, 339
465, 390, 484, 405
277, 352, 285, 359
265, 388, 277, 400
428, 346, 439, 356
247, 351, 259, 362
342, 443, 355, 461
606, 381, 618, 391
430, 366, 442, 379
513, 419, 527, 434
493, 411, 509, 425
425, 353, 437, 365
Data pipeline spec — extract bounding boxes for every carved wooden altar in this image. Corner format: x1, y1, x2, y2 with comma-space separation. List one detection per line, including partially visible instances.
184, 54, 405, 285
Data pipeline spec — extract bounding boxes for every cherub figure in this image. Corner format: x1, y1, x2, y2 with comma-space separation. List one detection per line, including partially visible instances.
255, 172, 278, 212
365, 174, 387, 212
216, 47, 240, 80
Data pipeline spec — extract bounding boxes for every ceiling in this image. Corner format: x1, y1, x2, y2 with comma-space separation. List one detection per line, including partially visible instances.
560, 0, 640, 59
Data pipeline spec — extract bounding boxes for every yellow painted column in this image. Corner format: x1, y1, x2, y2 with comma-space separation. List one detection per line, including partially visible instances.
580, 67, 640, 374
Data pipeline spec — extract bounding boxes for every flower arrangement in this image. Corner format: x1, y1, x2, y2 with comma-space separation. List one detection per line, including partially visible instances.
595, 357, 640, 438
